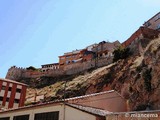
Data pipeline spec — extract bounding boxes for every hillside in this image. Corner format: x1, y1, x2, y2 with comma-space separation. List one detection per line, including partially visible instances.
7, 37, 160, 111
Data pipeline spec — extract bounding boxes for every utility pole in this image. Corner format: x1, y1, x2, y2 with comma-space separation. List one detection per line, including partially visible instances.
95, 45, 98, 68
63, 79, 67, 120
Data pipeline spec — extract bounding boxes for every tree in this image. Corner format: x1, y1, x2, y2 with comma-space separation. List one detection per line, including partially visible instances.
26, 66, 37, 71
113, 47, 131, 62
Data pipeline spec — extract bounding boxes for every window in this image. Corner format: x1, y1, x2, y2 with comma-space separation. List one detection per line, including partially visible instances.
0, 117, 10, 120
16, 88, 21, 93
155, 15, 160, 21
34, 111, 59, 120
60, 57, 65, 60
8, 87, 12, 91
157, 24, 160, 30
145, 22, 151, 27
14, 99, 20, 103
6, 98, 10, 102
13, 115, 29, 120
1, 86, 5, 90
0, 97, 3, 101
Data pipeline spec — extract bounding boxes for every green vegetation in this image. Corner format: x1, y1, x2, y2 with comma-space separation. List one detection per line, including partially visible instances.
26, 66, 37, 71
142, 68, 152, 92
113, 47, 131, 62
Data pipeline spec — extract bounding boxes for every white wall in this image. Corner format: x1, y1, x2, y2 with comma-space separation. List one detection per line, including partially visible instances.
65, 105, 96, 120
0, 103, 64, 120
0, 103, 98, 120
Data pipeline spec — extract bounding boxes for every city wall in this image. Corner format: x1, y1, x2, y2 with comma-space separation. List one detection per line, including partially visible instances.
65, 57, 113, 75
5, 57, 113, 80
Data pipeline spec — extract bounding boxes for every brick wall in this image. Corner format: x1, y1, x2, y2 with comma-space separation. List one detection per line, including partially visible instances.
122, 27, 160, 47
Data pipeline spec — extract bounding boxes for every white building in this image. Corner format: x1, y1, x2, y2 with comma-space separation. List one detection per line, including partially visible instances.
0, 90, 127, 120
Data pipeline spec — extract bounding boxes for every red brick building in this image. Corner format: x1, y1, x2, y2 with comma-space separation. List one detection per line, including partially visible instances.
122, 26, 160, 47
0, 78, 27, 109
59, 49, 95, 66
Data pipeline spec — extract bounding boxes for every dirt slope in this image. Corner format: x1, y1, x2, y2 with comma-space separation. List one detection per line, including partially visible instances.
16, 37, 160, 111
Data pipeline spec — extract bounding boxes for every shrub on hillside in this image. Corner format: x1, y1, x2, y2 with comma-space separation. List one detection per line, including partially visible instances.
142, 68, 152, 92
113, 47, 131, 62
26, 66, 37, 71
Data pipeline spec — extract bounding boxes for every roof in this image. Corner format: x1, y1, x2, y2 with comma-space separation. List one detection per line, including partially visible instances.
0, 78, 28, 86
65, 90, 123, 101
0, 90, 123, 115
64, 49, 82, 55
0, 101, 109, 118
67, 90, 114, 100
143, 12, 160, 24
41, 63, 59, 66
66, 103, 111, 116
59, 49, 86, 57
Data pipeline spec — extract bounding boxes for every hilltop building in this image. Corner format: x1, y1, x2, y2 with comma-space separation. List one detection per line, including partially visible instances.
86, 43, 98, 51
0, 78, 27, 109
41, 63, 59, 72
143, 12, 160, 30
0, 90, 127, 120
122, 26, 160, 48
92, 40, 120, 58
58, 41, 120, 66
58, 49, 95, 66
122, 12, 160, 48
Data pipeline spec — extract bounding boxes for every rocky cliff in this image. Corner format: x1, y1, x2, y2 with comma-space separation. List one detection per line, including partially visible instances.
6, 37, 160, 111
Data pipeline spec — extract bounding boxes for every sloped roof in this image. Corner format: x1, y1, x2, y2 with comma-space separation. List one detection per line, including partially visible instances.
65, 90, 124, 101
41, 63, 59, 66
0, 90, 123, 115
66, 103, 111, 116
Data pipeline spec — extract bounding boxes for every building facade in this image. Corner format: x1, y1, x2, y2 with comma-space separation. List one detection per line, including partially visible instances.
0, 78, 27, 109
59, 49, 95, 66
66, 90, 127, 112
41, 63, 59, 72
143, 12, 160, 30
122, 26, 160, 48
92, 40, 120, 58
0, 90, 126, 120
0, 102, 106, 120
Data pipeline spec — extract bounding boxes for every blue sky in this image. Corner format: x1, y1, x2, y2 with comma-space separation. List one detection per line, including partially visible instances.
0, 0, 159, 78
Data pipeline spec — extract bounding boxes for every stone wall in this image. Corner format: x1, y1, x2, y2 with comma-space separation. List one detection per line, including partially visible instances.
6, 57, 113, 80
106, 110, 160, 120
6, 66, 65, 79
22, 68, 65, 78
5, 66, 26, 80
65, 57, 113, 75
